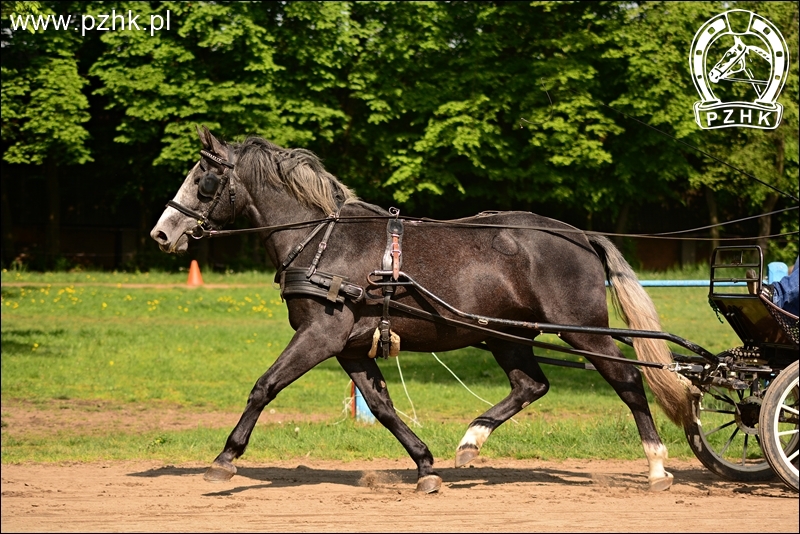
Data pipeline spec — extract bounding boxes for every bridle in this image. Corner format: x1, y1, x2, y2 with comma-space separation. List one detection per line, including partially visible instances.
166, 149, 237, 238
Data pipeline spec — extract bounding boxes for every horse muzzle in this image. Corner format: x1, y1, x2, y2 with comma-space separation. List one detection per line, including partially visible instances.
151, 225, 190, 254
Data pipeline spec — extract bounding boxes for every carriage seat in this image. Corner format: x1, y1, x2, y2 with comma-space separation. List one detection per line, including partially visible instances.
709, 246, 798, 355
710, 293, 797, 348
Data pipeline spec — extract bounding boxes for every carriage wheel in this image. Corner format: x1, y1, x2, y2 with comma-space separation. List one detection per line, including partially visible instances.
684, 379, 777, 482
759, 360, 799, 492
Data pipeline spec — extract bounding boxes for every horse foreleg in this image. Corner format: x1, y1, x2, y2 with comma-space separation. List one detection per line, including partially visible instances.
337, 356, 441, 494
204, 327, 345, 483
565, 333, 673, 491
455, 340, 549, 467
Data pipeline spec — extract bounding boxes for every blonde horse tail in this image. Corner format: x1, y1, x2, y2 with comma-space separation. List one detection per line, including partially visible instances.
589, 235, 693, 427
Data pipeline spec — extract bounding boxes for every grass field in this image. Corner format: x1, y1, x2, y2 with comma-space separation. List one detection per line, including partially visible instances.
1, 266, 741, 464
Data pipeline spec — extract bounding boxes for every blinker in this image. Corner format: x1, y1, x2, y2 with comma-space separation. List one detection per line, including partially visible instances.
198, 172, 221, 198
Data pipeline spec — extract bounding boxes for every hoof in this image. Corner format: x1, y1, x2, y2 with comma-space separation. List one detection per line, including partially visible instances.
204, 461, 237, 483
648, 471, 673, 492
455, 445, 479, 468
415, 474, 442, 494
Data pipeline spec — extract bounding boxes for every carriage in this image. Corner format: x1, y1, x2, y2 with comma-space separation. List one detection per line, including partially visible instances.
677, 246, 798, 491
151, 128, 798, 493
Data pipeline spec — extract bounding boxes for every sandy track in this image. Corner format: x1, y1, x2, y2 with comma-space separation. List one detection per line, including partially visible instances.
2, 456, 798, 533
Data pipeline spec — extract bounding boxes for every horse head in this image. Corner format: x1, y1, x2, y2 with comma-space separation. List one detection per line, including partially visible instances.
150, 126, 239, 253
709, 35, 747, 83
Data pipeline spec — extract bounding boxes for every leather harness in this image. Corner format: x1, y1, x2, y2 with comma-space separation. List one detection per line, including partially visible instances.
378, 214, 404, 357
171, 148, 718, 369
275, 208, 404, 358
172, 147, 403, 357
167, 150, 237, 237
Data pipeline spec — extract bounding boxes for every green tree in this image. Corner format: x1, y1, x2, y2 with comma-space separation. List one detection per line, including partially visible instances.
1, 1, 92, 266
340, 1, 629, 221
722, 2, 799, 260
6, 1, 792, 271
608, 1, 798, 259
89, 1, 367, 263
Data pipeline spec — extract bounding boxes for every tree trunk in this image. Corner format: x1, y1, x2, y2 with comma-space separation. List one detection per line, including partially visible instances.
758, 135, 785, 255
1, 162, 15, 266
196, 237, 210, 270
45, 157, 60, 267
704, 186, 720, 251
757, 193, 779, 254
137, 193, 151, 267
613, 202, 630, 248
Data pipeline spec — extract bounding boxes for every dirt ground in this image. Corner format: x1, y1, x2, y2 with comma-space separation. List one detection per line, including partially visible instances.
2, 400, 798, 533
2, 458, 798, 533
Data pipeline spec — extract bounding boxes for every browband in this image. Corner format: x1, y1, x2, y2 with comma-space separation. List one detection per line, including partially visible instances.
200, 149, 235, 169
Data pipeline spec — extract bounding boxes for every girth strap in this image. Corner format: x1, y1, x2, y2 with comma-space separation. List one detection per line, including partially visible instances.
279, 267, 364, 304
383, 218, 404, 280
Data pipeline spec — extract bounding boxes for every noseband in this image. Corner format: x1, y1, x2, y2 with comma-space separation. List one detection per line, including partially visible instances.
167, 149, 237, 238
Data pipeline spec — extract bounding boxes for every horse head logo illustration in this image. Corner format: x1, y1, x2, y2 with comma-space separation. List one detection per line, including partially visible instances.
690, 9, 789, 130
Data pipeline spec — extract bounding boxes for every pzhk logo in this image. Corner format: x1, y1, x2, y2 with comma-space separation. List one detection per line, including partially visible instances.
690, 9, 789, 130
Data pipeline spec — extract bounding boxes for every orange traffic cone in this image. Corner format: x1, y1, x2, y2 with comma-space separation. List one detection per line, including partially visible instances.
187, 260, 204, 287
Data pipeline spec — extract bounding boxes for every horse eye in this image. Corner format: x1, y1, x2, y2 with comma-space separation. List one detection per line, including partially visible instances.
198, 173, 220, 198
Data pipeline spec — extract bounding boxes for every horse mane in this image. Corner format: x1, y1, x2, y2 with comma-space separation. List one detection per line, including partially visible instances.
233, 137, 357, 215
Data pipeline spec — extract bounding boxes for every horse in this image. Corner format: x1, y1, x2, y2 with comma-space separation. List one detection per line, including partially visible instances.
151, 126, 693, 493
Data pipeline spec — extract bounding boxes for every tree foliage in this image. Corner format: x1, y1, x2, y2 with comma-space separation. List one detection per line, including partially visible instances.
1, 1, 797, 268
2, 1, 91, 165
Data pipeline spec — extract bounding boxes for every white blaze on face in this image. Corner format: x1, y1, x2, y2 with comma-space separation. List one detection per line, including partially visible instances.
458, 424, 493, 451
171, 162, 203, 209
150, 163, 203, 252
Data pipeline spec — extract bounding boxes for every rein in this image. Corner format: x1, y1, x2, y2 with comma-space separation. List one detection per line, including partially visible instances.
173, 141, 798, 243
189, 208, 799, 242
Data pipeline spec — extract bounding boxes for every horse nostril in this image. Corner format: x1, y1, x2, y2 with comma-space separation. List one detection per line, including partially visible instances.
154, 230, 169, 244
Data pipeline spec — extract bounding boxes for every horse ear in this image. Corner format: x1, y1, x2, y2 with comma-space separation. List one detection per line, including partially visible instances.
197, 125, 211, 149
196, 125, 227, 154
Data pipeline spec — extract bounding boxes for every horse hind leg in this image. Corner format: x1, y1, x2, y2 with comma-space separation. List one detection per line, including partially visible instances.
337, 355, 442, 494
562, 332, 673, 491
455, 340, 549, 467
